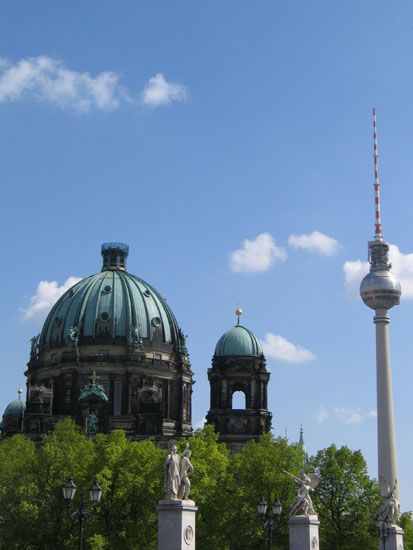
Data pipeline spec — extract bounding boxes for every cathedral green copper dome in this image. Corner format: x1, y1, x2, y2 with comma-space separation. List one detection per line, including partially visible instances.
214, 324, 263, 357
3, 399, 26, 416
39, 243, 180, 352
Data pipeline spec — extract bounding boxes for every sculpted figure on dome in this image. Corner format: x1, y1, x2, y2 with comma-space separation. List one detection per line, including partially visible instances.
30, 335, 39, 360
129, 326, 143, 351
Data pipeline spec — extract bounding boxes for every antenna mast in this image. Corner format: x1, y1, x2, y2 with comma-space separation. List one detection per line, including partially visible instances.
373, 108, 383, 241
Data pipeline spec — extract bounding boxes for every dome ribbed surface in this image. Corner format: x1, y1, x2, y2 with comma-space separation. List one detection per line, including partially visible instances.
214, 325, 262, 357
39, 270, 179, 351
4, 400, 26, 416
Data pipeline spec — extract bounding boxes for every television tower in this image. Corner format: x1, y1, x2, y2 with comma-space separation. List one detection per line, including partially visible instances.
360, 110, 403, 541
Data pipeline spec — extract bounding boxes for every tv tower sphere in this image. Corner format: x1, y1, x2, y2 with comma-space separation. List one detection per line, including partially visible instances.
360, 244, 401, 310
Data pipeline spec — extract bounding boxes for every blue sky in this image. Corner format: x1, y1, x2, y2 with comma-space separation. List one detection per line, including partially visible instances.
1, 1, 413, 510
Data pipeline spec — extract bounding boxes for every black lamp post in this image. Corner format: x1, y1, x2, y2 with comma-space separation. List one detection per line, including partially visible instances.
62, 477, 103, 550
257, 497, 282, 550
376, 515, 391, 550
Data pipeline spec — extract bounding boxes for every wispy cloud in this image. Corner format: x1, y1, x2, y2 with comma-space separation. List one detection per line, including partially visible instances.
141, 73, 188, 107
229, 233, 287, 273
261, 332, 316, 363
21, 276, 81, 323
0, 56, 128, 112
314, 405, 376, 425
344, 244, 413, 298
314, 405, 329, 424
333, 406, 363, 425
288, 231, 338, 256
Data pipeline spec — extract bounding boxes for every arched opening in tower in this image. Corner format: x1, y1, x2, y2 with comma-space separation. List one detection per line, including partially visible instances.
231, 390, 246, 410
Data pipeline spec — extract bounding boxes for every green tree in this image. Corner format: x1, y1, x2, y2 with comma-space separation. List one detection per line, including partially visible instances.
400, 513, 413, 550
310, 444, 380, 550
0, 434, 39, 549
225, 433, 305, 550
92, 430, 164, 549
180, 425, 230, 550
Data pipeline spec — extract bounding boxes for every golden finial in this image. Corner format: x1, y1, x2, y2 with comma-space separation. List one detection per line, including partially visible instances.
235, 306, 243, 325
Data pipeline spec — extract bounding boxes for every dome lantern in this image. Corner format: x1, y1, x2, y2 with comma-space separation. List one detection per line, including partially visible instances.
101, 242, 129, 272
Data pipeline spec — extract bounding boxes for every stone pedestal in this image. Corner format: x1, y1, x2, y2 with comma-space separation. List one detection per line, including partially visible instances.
157, 499, 197, 550
379, 525, 404, 550
289, 515, 320, 550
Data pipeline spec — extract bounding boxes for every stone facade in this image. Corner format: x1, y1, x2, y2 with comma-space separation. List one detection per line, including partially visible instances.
206, 351, 271, 452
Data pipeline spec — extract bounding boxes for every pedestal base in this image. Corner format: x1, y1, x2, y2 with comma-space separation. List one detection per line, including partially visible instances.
157, 499, 197, 550
289, 515, 320, 550
379, 525, 404, 550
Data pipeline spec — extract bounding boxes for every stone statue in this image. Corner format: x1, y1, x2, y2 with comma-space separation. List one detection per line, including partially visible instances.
30, 335, 39, 360
86, 410, 97, 434
378, 476, 401, 523
178, 444, 194, 500
67, 326, 80, 363
164, 443, 194, 501
164, 442, 181, 500
129, 326, 143, 351
284, 469, 320, 516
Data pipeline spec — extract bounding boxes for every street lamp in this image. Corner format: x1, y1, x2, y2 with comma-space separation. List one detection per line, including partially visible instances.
62, 477, 103, 550
257, 497, 282, 550
376, 515, 391, 550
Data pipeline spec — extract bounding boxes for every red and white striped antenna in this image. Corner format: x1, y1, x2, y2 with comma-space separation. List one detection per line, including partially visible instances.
373, 108, 383, 240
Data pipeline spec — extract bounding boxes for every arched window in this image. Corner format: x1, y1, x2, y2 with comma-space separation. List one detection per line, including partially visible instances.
231, 390, 246, 409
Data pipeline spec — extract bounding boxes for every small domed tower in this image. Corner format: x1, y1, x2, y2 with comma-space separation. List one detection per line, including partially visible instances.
0, 389, 25, 436
206, 308, 272, 452
24, 243, 193, 443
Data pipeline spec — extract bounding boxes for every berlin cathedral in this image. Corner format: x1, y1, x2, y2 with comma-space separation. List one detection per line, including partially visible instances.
1, 243, 272, 451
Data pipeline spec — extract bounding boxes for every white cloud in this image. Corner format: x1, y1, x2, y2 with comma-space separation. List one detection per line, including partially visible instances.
333, 406, 363, 425
344, 244, 413, 298
141, 73, 188, 107
288, 231, 338, 256
314, 405, 329, 424
21, 276, 81, 323
261, 332, 316, 363
0, 56, 127, 112
314, 405, 376, 425
229, 233, 287, 273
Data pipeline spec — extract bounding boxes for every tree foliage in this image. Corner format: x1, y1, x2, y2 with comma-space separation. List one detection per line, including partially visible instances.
310, 444, 380, 550
0, 421, 387, 549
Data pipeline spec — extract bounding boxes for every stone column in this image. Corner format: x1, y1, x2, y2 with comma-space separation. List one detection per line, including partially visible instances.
289, 515, 320, 550
380, 524, 404, 550
157, 499, 197, 550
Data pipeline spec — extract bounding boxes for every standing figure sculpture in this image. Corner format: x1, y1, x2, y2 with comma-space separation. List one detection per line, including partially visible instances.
164, 443, 194, 501
164, 442, 181, 500
284, 470, 320, 516
178, 445, 194, 500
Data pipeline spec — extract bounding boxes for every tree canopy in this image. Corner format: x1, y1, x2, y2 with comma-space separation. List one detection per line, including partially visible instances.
0, 421, 395, 549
